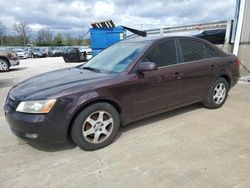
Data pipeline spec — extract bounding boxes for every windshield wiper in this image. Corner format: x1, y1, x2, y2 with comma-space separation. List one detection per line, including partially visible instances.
82, 66, 101, 73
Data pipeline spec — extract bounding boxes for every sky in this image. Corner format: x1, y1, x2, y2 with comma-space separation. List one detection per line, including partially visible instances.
0, 0, 236, 37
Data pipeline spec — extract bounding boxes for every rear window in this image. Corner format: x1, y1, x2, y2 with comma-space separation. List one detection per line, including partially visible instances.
179, 39, 205, 62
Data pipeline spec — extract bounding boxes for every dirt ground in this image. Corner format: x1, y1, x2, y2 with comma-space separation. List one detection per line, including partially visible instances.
0, 57, 250, 188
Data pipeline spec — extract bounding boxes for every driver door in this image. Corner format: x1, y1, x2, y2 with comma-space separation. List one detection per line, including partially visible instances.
129, 39, 185, 117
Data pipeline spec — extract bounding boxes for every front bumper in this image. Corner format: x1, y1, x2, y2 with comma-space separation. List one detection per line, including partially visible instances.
4, 107, 69, 145
9, 59, 20, 67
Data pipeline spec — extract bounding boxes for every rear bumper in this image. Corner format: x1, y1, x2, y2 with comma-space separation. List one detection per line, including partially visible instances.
9, 59, 20, 67
231, 72, 240, 88
5, 111, 69, 145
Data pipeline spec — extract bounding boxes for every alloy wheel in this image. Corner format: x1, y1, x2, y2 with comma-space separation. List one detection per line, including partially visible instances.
82, 111, 114, 144
213, 83, 226, 104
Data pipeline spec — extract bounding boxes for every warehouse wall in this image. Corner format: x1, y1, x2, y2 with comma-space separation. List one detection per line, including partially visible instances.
240, 0, 250, 43
238, 0, 250, 75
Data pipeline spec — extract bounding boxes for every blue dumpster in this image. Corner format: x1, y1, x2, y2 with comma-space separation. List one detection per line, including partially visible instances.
90, 25, 125, 57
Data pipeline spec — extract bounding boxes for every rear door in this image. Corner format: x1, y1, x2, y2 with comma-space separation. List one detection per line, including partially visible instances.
176, 38, 219, 103
129, 39, 185, 117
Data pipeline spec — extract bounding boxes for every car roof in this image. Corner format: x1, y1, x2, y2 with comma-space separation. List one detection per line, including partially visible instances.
122, 36, 204, 44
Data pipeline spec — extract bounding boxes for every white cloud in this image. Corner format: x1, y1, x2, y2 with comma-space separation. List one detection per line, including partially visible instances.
93, 1, 115, 18
29, 24, 47, 30
0, 0, 236, 36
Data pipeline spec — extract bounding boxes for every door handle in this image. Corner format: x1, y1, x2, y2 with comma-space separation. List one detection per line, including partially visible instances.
210, 65, 215, 70
174, 72, 183, 79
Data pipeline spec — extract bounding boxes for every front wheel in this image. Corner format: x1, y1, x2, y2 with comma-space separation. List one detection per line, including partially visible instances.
0, 59, 10, 72
203, 78, 229, 109
71, 102, 120, 151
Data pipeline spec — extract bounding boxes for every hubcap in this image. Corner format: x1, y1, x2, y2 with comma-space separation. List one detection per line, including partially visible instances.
213, 83, 226, 104
82, 111, 114, 144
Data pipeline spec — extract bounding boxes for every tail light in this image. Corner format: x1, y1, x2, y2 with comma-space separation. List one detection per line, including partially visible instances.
236, 58, 240, 68
236, 58, 240, 65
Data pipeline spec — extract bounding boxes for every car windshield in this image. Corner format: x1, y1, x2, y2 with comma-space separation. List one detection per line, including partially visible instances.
81, 42, 147, 74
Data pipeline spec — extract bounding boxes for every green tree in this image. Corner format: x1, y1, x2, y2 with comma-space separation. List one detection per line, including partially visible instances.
53, 33, 64, 46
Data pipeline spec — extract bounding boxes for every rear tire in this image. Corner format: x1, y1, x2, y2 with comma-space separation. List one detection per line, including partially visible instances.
71, 102, 120, 151
0, 59, 10, 72
203, 78, 229, 109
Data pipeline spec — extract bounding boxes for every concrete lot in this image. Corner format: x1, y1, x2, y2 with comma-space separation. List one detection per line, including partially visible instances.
0, 58, 250, 188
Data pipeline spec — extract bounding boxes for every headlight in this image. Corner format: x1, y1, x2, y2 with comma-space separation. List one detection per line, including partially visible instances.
16, 99, 56, 113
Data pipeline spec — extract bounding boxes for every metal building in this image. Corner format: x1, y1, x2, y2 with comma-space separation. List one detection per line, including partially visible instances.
233, 0, 250, 75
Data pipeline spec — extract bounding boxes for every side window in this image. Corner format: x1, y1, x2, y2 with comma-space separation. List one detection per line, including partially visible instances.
179, 39, 205, 62
143, 40, 177, 67
204, 43, 219, 58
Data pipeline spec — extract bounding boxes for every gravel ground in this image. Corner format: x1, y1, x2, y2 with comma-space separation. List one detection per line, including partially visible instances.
0, 57, 250, 188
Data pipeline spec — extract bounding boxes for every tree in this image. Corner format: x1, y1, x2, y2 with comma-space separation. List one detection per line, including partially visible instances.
36, 29, 53, 46
83, 38, 90, 46
14, 22, 30, 46
0, 22, 6, 46
53, 33, 64, 46
76, 36, 83, 46
64, 33, 75, 46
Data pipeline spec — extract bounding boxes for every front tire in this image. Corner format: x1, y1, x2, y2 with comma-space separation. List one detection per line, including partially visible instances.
0, 59, 10, 72
71, 102, 120, 151
203, 78, 229, 109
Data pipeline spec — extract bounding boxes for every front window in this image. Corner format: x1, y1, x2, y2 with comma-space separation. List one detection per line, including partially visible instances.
81, 42, 147, 74
142, 40, 177, 67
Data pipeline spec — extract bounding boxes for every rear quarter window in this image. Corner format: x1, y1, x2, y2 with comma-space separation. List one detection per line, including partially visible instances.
204, 43, 220, 58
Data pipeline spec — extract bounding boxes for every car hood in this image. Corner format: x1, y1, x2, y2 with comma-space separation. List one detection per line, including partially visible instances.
10, 67, 114, 100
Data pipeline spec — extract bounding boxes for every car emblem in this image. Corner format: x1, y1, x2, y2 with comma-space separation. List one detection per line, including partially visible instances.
9, 94, 15, 101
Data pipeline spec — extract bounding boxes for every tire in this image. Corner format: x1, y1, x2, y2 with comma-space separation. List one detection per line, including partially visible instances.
0, 59, 10, 72
71, 102, 120, 151
203, 77, 229, 109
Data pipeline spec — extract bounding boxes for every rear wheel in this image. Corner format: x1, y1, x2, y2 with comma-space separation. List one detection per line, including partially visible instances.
203, 78, 229, 109
0, 59, 10, 72
71, 102, 120, 151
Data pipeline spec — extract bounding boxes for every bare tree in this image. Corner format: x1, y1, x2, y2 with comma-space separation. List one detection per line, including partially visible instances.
36, 28, 53, 45
0, 22, 6, 46
14, 22, 29, 46
76, 35, 83, 46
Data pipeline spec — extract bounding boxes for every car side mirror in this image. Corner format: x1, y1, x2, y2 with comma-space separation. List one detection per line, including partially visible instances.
137, 62, 157, 73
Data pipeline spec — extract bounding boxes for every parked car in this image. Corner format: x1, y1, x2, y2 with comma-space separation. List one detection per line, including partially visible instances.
0, 49, 19, 71
63, 48, 90, 63
195, 29, 226, 44
25, 48, 33, 58
4, 36, 239, 150
32, 48, 46, 58
12, 48, 29, 59
81, 47, 92, 60
51, 48, 64, 57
